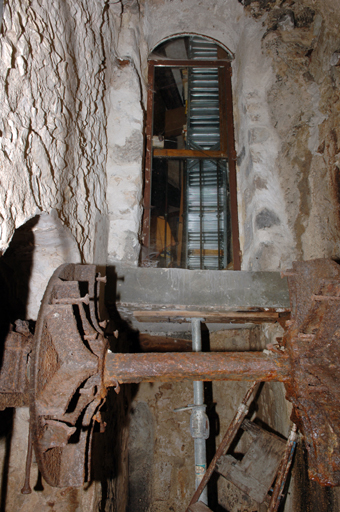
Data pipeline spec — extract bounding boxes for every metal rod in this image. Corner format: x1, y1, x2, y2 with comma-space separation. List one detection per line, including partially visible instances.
268, 423, 298, 512
186, 381, 259, 510
199, 160, 203, 270
191, 319, 208, 504
104, 352, 290, 386
164, 161, 168, 265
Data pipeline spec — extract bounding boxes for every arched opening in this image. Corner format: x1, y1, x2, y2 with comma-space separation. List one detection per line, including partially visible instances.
141, 35, 240, 270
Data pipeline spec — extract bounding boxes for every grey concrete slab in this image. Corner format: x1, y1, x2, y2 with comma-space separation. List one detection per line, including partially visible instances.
106, 264, 290, 310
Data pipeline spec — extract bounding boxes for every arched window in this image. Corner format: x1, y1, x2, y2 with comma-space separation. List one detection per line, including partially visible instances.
141, 35, 240, 270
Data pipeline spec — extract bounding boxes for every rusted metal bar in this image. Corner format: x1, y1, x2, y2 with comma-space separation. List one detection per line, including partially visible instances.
104, 352, 289, 386
267, 424, 298, 512
225, 61, 241, 270
186, 381, 259, 510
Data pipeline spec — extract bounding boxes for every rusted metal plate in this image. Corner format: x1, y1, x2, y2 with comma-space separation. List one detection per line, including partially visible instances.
283, 259, 340, 486
0, 323, 33, 410
30, 263, 108, 488
104, 352, 290, 385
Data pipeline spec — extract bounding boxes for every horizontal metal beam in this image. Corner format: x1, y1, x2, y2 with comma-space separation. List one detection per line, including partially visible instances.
104, 352, 290, 386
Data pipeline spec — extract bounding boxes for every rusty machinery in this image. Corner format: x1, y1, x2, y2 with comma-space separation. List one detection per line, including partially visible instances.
0, 260, 340, 496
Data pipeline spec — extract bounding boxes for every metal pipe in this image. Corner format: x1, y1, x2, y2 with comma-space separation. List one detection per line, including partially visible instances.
199, 160, 203, 270
186, 381, 258, 511
191, 318, 208, 504
103, 351, 290, 386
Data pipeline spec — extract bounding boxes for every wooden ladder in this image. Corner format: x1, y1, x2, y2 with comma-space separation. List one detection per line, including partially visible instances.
185, 382, 297, 512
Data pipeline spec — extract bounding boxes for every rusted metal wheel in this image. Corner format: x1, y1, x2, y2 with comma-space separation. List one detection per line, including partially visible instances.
30, 264, 108, 487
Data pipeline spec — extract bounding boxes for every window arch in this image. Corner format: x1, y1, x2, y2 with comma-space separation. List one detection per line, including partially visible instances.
141, 35, 240, 270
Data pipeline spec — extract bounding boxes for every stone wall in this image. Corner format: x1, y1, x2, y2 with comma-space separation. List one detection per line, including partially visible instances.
105, 0, 340, 270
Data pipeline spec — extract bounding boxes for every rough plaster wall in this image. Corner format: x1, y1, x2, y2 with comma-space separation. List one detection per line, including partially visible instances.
233, 20, 296, 271
107, 0, 340, 269
239, 0, 340, 265
26, 211, 81, 320
0, 0, 110, 263
0, 1, 113, 510
105, 0, 146, 266
106, 64, 143, 265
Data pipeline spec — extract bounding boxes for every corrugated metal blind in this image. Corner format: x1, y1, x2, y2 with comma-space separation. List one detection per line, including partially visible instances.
185, 37, 230, 269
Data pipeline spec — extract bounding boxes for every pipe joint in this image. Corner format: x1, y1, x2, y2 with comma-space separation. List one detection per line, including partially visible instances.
190, 405, 210, 440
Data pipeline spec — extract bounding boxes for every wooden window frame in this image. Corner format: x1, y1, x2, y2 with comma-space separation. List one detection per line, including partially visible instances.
142, 58, 241, 270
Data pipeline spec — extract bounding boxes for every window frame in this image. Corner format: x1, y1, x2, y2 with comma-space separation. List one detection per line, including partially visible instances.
142, 56, 241, 270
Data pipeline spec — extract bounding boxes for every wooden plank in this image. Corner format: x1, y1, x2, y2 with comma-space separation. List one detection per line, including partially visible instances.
218, 63, 228, 154
141, 62, 155, 248
188, 502, 212, 512
133, 310, 287, 324
151, 58, 229, 68
216, 421, 286, 503
225, 61, 241, 270
177, 166, 184, 266
191, 249, 224, 256
153, 148, 227, 159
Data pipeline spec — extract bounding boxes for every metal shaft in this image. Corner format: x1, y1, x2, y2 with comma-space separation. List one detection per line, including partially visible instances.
191, 318, 208, 505
104, 351, 290, 386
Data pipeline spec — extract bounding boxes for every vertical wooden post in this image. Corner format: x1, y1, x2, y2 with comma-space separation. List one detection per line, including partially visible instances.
142, 62, 155, 250
225, 62, 241, 270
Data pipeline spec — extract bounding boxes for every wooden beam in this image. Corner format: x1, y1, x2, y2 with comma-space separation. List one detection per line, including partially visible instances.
133, 310, 290, 324
153, 148, 228, 159
151, 59, 230, 68
141, 62, 155, 248
225, 61, 241, 270
139, 333, 192, 352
